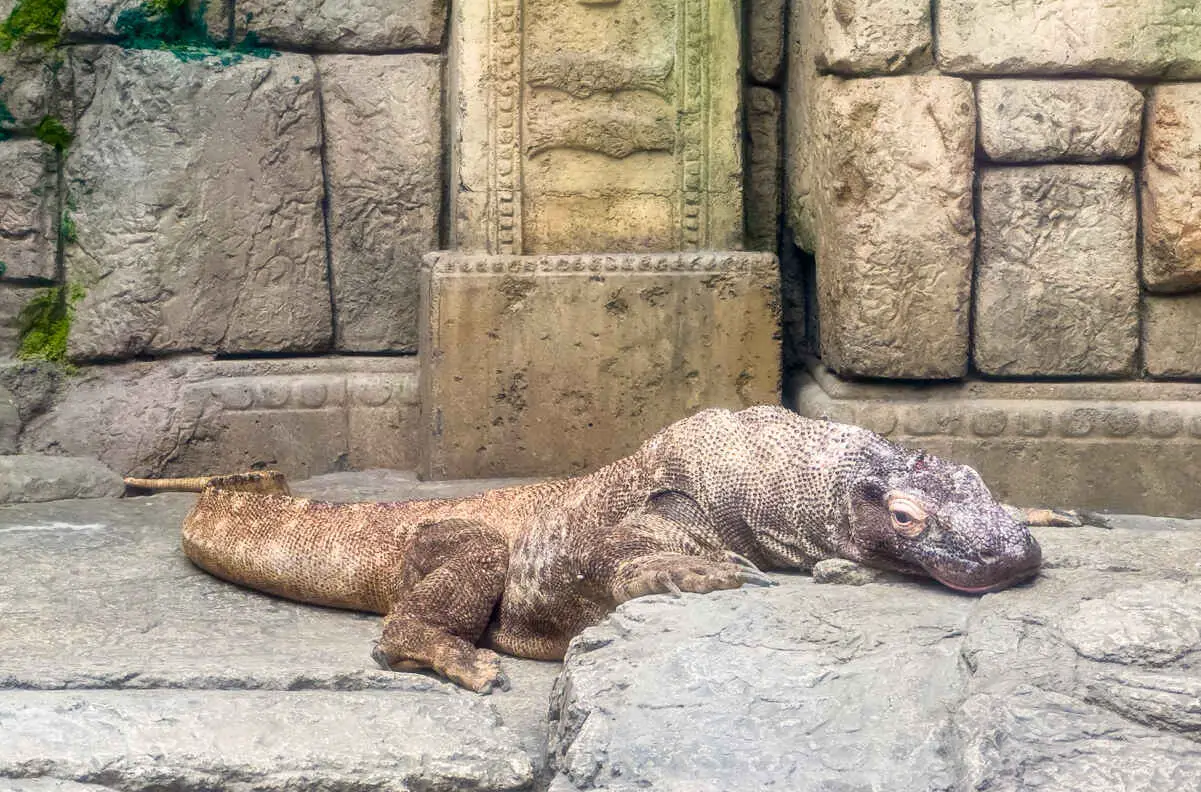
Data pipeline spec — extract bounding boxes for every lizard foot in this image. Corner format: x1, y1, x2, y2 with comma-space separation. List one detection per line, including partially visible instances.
612, 553, 775, 604
372, 643, 510, 694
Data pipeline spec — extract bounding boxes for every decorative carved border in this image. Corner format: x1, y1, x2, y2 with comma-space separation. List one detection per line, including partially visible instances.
678, 0, 708, 249
424, 252, 778, 275
490, 0, 523, 254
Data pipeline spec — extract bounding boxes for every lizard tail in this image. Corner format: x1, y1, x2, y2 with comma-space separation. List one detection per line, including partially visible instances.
124, 471, 292, 496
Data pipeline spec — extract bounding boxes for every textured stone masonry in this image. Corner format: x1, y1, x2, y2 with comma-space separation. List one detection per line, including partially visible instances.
807, 75, 976, 379
420, 252, 780, 479
974, 165, 1139, 378
318, 54, 441, 353
234, 0, 447, 52
746, 86, 781, 252
64, 47, 330, 360
0, 139, 57, 282
1143, 296, 1201, 379
1142, 84, 1201, 294
810, 0, 931, 76
977, 79, 1144, 163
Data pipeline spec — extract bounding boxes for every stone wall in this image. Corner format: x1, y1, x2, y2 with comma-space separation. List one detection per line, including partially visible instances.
787, 0, 1201, 382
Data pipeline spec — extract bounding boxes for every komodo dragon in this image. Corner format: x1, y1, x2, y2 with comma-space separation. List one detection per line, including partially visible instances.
126, 406, 1053, 693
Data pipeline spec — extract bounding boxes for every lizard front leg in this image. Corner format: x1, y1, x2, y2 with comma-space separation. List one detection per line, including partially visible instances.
374, 518, 510, 694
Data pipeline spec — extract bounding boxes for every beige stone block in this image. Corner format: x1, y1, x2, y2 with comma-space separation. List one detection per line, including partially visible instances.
63, 47, 330, 360
1143, 295, 1201, 379
235, 0, 445, 51
318, 54, 441, 353
20, 357, 420, 478
1141, 85, 1201, 294
748, 0, 785, 84
974, 166, 1139, 377
0, 139, 56, 282
977, 79, 1144, 163
746, 87, 780, 252
808, 75, 976, 379
937, 0, 1201, 78
812, 0, 931, 76
420, 252, 781, 479
793, 361, 1201, 518
448, 0, 743, 254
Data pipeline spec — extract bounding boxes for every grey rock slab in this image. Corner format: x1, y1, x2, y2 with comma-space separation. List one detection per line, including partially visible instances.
937, 0, 1201, 78
550, 520, 1201, 789
235, 0, 447, 52
0, 359, 61, 424
0, 690, 533, 791
63, 0, 229, 43
0, 44, 63, 135
63, 46, 330, 360
977, 79, 1144, 163
317, 54, 441, 353
1143, 294, 1201, 377
0, 455, 123, 503
974, 165, 1139, 377
0, 139, 57, 282
1141, 84, 1201, 294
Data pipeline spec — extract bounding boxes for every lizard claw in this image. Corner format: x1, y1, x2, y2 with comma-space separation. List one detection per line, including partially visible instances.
657, 570, 683, 598
371, 644, 391, 671
738, 569, 777, 587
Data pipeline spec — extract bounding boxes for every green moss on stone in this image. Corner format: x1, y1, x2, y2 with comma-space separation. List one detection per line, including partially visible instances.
114, 0, 275, 64
16, 283, 83, 366
59, 210, 76, 243
0, 0, 66, 51
33, 114, 70, 149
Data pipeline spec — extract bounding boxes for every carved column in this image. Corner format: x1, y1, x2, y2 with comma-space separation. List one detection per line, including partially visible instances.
423, 0, 779, 479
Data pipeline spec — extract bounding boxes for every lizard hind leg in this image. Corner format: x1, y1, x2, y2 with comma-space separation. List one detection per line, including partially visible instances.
374, 518, 511, 694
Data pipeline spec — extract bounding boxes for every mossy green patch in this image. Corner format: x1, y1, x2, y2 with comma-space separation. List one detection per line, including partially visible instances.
33, 114, 70, 149
16, 283, 83, 367
114, 0, 276, 64
0, 0, 66, 51
59, 210, 76, 243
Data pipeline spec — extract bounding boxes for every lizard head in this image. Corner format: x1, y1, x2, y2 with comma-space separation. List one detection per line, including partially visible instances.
842, 449, 1041, 593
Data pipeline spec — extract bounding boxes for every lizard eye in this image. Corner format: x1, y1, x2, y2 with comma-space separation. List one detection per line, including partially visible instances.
886, 493, 928, 538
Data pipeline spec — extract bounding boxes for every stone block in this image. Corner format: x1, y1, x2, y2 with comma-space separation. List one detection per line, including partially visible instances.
20, 356, 421, 478
977, 79, 1144, 163
448, 0, 743, 254
1143, 295, 1201, 378
0, 283, 51, 358
746, 86, 780, 253
937, 0, 1201, 78
0, 45, 61, 135
1141, 84, 1201, 294
63, 0, 229, 43
811, 0, 931, 76
974, 165, 1139, 377
63, 47, 330, 360
792, 360, 1201, 517
420, 252, 781, 480
0, 139, 57, 282
234, 0, 446, 52
317, 54, 440, 353
0, 455, 123, 503
748, 0, 784, 84
807, 75, 976, 379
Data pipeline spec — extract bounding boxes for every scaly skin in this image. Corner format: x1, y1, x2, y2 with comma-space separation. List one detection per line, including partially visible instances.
126, 407, 1044, 693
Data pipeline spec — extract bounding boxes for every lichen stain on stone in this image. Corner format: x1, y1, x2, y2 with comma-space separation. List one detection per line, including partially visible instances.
498, 276, 537, 311
604, 291, 629, 316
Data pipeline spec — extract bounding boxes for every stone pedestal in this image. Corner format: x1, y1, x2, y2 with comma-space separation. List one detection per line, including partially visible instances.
420, 252, 780, 479
792, 360, 1201, 518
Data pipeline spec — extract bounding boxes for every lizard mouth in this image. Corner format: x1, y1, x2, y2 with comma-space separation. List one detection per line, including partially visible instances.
931, 563, 1040, 594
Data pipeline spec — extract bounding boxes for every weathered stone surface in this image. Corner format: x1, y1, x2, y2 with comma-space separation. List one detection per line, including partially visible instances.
63, 0, 229, 44
975, 165, 1138, 377
420, 252, 781, 479
0, 385, 16, 453
0, 359, 62, 424
1143, 295, 1201, 378
937, 0, 1201, 78
448, 0, 743, 254
317, 54, 440, 353
0, 476, 557, 790
63, 46, 329, 360
20, 356, 420, 478
551, 516, 1201, 790
977, 79, 1144, 162
0, 284, 50, 358
0, 45, 61, 135
234, 0, 446, 52
748, 0, 784, 84
1141, 84, 1201, 294
811, 0, 931, 75
746, 87, 780, 252
792, 361, 1201, 517
806, 75, 975, 379
0, 455, 122, 503
0, 139, 57, 282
